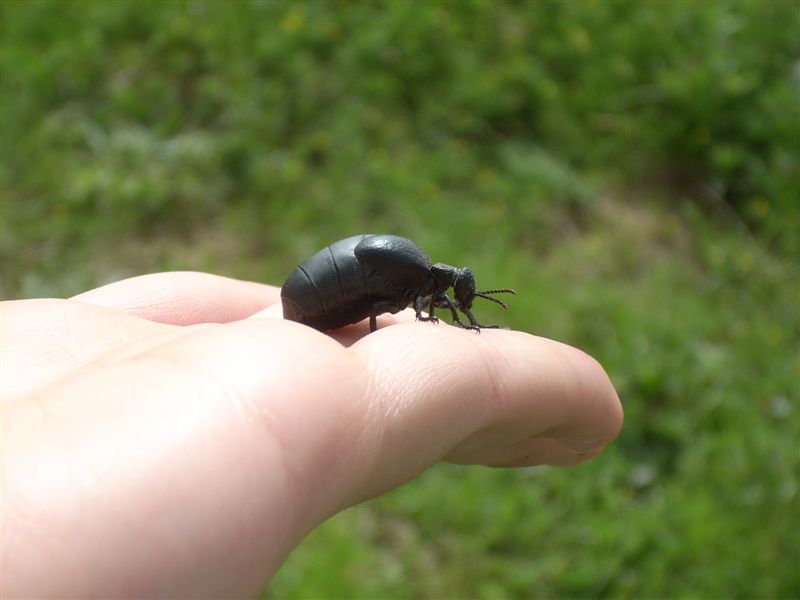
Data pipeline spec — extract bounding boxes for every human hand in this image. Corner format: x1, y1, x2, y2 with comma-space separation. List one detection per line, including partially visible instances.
1, 272, 622, 598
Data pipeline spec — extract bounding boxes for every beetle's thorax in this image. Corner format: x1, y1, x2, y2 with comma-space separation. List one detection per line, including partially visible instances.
430, 262, 459, 291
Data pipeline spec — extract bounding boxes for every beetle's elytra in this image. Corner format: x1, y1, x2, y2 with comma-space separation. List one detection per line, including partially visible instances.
280, 234, 515, 333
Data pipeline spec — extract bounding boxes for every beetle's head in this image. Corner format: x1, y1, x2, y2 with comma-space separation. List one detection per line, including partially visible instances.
454, 267, 515, 311
431, 263, 515, 313
452, 267, 477, 309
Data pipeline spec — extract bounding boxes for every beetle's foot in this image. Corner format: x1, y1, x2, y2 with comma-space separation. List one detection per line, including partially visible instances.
469, 324, 501, 333
417, 315, 440, 324
452, 321, 482, 332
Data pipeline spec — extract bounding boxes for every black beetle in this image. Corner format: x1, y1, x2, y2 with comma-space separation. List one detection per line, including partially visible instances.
281, 234, 515, 332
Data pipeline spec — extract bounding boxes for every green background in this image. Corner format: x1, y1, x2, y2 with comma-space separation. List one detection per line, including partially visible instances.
2, 1, 798, 597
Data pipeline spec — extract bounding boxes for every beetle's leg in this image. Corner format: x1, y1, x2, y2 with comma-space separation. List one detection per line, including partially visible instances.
367, 301, 403, 332
437, 294, 469, 328
461, 307, 500, 332
414, 295, 439, 324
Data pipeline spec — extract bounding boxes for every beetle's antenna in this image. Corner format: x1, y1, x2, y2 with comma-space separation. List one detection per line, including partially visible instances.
475, 290, 515, 308
479, 288, 516, 295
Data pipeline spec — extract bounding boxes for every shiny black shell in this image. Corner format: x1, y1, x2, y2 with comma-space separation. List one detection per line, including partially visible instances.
281, 234, 434, 331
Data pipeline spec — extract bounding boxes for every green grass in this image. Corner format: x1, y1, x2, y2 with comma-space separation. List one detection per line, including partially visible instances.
2, 1, 798, 597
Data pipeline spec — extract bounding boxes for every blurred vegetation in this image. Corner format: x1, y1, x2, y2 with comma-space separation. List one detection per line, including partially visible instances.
2, 1, 798, 598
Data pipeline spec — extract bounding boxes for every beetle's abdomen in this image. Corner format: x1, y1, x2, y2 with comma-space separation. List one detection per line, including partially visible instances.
281, 234, 376, 330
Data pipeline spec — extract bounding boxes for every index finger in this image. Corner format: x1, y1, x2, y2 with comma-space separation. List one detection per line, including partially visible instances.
348, 323, 622, 493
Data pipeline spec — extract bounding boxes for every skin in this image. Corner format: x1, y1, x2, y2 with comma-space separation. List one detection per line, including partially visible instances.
1, 272, 623, 598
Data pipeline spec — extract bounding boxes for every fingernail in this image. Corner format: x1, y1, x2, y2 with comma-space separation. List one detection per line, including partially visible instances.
559, 438, 603, 454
